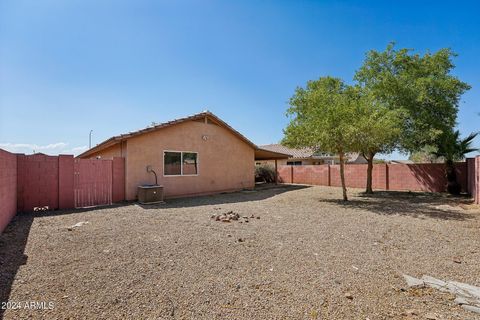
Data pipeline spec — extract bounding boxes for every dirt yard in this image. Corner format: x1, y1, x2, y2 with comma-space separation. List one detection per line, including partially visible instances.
1, 185, 480, 319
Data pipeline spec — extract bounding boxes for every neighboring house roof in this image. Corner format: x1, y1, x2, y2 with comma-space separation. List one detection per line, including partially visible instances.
259, 144, 365, 163
260, 144, 338, 159
390, 159, 414, 164
78, 111, 290, 160
347, 153, 368, 164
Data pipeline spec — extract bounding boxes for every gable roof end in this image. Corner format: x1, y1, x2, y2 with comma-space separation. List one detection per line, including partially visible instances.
78, 111, 264, 158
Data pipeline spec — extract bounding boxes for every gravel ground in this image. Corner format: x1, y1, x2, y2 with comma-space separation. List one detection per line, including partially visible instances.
1, 185, 480, 320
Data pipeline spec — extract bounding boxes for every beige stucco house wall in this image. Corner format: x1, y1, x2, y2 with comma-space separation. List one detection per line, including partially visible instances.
82, 112, 255, 200
89, 142, 126, 159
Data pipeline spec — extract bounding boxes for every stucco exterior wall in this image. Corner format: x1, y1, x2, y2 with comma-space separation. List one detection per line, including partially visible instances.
104, 120, 255, 200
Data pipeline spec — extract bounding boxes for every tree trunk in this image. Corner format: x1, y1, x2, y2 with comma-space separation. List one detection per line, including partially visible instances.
365, 152, 375, 194
339, 152, 348, 201
445, 160, 461, 195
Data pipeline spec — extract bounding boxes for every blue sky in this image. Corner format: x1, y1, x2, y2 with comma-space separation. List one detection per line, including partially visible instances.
1, 0, 479, 158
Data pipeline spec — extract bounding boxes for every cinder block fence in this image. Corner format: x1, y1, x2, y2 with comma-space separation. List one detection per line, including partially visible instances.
277, 158, 480, 201
468, 157, 480, 205
0, 149, 17, 233
0, 148, 125, 233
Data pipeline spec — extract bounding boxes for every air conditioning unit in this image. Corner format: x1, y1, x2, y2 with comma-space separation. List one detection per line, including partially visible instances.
137, 185, 164, 204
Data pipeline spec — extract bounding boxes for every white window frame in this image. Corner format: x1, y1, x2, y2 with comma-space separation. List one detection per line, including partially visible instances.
163, 150, 199, 177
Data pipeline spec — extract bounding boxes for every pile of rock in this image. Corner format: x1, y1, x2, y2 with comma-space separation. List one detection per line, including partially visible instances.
211, 211, 260, 223
211, 211, 240, 222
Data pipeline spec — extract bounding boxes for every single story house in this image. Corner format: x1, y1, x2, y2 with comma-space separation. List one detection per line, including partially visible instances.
257, 144, 367, 166
78, 111, 288, 200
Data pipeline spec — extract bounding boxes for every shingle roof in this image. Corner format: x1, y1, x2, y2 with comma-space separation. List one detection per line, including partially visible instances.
259, 144, 364, 163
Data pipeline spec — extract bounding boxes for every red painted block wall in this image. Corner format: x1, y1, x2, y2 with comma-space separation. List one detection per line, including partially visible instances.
112, 157, 125, 203
17, 154, 59, 212
16, 154, 75, 212
277, 166, 293, 183
329, 164, 388, 189
0, 149, 126, 232
291, 165, 330, 186
388, 164, 444, 192
470, 156, 480, 204
388, 163, 467, 193
277, 162, 469, 193
14, 154, 126, 213
0, 149, 17, 233
477, 157, 480, 204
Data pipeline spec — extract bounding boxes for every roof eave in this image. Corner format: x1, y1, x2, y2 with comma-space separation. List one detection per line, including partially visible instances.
77, 111, 258, 158
76, 137, 120, 158
255, 148, 292, 160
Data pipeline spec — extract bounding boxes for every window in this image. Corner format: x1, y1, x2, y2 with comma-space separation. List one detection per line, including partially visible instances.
286, 161, 302, 166
182, 152, 198, 175
164, 151, 198, 176
164, 152, 181, 175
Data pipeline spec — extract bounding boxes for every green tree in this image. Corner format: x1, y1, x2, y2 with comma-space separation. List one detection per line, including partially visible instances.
354, 43, 471, 153
282, 77, 360, 201
354, 43, 470, 194
433, 130, 478, 194
354, 90, 403, 193
409, 145, 441, 163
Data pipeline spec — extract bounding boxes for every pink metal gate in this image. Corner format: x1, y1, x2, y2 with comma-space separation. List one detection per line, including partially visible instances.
74, 159, 113, 208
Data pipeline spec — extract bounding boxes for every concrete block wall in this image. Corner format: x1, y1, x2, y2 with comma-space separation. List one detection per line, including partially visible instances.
0, 149, 17, 233
112, 157, 125, 203
278, 161, 470, 194
17, 153, 60, 212
477, 157, 480, 204
0, 148, 126, 233
469, 156, 480, 204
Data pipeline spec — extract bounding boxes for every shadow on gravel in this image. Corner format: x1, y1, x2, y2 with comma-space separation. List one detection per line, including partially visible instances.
320, 191, 475, 221
138, 184, 310, 210
16, 202, 130, 218
0, 214, 34, 319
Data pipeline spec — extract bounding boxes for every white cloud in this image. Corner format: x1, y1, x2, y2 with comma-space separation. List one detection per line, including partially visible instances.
70, 146, 88, 153
0, 142, 67, 151
0, 142, 88, 156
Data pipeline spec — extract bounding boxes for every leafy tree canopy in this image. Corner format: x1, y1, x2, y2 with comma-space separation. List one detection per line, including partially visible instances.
408, 145, 441, 163
353, 89, 404, 157
282, 77, 360, 155
354, 43, 471, 152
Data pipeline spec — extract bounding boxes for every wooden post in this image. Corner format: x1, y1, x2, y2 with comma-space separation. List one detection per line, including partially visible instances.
275, 159, 278, 184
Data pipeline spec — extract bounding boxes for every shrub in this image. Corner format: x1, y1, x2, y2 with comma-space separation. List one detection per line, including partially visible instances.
255, 164, 276, 183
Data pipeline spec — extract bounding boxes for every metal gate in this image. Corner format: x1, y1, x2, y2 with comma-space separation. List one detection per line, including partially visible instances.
74, 159, 112, 208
